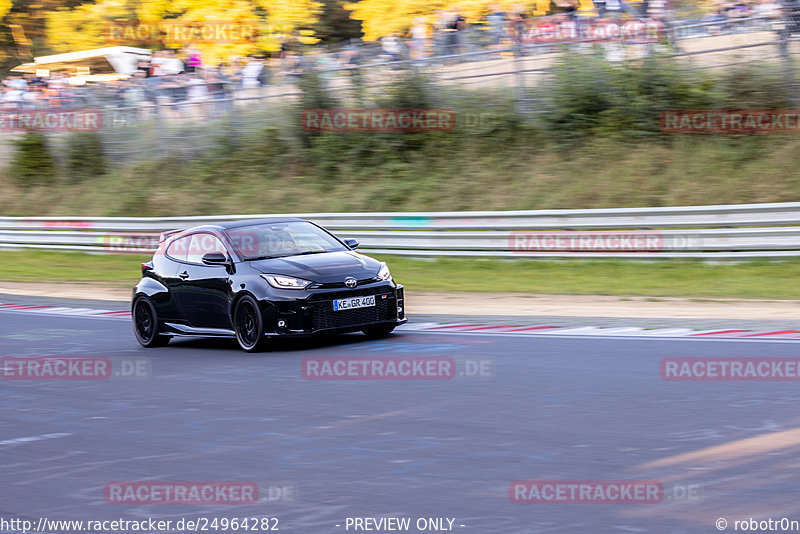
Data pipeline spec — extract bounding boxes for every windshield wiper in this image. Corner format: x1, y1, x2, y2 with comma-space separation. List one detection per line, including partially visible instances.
246, 250, 337, 261
291, 250, 334, 256
245, 255, 281, 261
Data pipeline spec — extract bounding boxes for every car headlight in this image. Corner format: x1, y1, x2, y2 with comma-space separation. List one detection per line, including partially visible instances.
260, 274, 313, 290
377, 262, 392, 281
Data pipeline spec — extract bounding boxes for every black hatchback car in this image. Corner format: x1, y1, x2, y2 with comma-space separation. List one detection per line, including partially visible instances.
132, 218, 406, 351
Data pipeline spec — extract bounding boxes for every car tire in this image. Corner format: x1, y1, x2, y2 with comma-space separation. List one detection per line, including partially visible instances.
133, 296, 169, 348
362, 325, 396, 338
234, 295, 268, 352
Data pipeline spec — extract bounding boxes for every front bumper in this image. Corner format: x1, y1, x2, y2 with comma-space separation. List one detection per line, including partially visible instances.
259, 283, 406, 336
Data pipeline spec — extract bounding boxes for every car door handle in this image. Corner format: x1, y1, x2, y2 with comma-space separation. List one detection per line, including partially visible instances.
179, 271, 189, 279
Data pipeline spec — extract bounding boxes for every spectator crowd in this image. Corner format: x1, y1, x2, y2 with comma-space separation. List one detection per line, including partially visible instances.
0, 0, 787, 116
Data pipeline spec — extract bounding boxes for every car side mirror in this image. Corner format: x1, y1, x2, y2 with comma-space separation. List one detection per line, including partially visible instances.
343, 238, 359, 250
202, 252, 228, 265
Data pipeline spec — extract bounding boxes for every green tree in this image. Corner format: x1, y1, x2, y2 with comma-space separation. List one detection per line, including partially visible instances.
10, 131, 57, 187
313, 0, 363, 46
65, 132, 106, 182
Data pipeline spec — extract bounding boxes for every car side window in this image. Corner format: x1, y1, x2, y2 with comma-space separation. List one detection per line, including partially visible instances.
166, 235, 191, 261
186, 233, 227, 264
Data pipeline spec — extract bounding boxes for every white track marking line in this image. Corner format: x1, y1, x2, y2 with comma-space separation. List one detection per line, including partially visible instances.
629, 328, 697, 336
404, 330, 800, 343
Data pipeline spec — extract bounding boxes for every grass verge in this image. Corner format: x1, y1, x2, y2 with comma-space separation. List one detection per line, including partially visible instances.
4, 135, 800, 216
1, 250, 798, 300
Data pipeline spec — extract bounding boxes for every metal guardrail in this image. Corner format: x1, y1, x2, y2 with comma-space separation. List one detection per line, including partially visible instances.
2, 202, 800, 259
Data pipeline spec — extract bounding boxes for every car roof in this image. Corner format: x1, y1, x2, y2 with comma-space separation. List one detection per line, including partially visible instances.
214, 217, 306, 230
175, 218, 307, 235
162, 218, 310, 243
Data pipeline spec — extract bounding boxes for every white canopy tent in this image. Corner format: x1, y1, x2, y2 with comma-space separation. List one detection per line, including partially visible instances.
11, 46, 152, 80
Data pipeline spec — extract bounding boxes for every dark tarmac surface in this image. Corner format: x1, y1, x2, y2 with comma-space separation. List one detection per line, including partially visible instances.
2, 291, 800, 330
2, 297, 800, 534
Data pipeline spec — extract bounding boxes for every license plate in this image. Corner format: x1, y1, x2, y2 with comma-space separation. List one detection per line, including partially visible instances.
333, 295, 375, 311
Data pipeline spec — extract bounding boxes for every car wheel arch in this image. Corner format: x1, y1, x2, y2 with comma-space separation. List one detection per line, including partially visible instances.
132, 278, 170, 307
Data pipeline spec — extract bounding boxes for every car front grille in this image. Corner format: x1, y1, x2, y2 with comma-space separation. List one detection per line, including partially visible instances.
308, 287, 395, 330
312, 277, 381, 289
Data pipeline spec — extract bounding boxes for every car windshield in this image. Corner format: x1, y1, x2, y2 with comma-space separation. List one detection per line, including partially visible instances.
225, 221, 349, 261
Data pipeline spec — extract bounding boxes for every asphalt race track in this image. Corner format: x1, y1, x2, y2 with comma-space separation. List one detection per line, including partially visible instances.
2, 297, 800, 534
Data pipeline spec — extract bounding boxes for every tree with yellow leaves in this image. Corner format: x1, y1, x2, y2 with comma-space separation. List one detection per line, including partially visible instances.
345, 0, 556, 41
45, 0, 321, 64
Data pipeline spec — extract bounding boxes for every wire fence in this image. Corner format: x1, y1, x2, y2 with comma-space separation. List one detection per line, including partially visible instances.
1, 13, 798, 168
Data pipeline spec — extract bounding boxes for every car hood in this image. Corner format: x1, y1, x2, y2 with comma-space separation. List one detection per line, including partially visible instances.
248, 251, 381, 283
